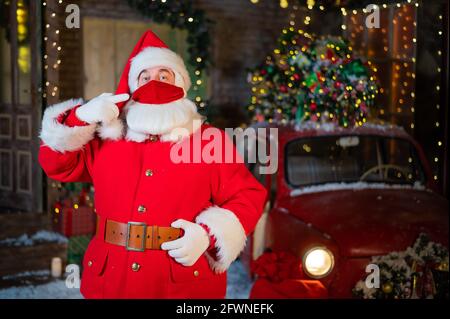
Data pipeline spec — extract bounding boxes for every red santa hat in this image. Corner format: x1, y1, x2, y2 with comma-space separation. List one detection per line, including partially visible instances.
114, 30, 191, 109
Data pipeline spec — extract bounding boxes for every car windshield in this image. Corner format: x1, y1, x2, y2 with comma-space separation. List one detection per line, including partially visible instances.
286, 135, 426, 187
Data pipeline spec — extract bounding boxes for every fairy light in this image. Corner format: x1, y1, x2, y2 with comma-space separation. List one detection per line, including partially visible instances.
43, 1, 64, 104
193, 53, 204, 105
432, 6, 444, 183
289, 5, 299, 40
280, 0, 288, 9
304, 15, 311, 25
408, 3, 418, 131
343, 2, 418, 130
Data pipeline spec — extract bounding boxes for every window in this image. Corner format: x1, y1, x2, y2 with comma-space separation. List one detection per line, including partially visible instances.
344, 4, 417, 132
285, 135, 425, 187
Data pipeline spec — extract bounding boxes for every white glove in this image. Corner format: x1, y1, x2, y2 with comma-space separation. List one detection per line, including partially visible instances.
75, 93, 129, 124
161, 219, 210, 266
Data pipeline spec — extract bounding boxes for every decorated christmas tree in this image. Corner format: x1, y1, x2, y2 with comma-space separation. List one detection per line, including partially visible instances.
247, 27, 379, 128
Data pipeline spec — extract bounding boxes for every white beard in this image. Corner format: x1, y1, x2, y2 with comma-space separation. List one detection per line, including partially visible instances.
96, 97, 204, 143
124, 97, 204, 142
125, 97, 197, 134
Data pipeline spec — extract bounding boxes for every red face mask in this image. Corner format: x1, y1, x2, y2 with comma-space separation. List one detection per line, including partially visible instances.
131, 80, 184, 105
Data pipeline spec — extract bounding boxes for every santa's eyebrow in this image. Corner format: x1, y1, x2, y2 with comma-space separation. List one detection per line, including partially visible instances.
159, 68, 174, 75
138, 70, 149, 77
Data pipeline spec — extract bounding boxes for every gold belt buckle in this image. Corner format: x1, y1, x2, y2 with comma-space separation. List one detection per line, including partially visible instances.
126, 222, 147, 252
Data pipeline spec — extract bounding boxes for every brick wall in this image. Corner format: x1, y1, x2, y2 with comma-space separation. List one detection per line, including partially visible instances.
58, 0, 84, 101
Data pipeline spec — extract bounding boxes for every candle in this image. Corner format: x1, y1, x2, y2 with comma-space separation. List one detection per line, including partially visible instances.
51, 257, 62, 278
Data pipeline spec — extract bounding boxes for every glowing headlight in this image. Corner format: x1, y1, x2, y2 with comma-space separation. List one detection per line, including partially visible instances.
303, 247, 335, 279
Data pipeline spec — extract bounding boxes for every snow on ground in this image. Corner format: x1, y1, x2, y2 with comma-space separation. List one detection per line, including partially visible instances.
226, 259, 254, 299
2, 270, 51, 280
0, 280, 83, 299
0, 260, 253, 299
0, 230, 68, 247
290, 181, 427, 197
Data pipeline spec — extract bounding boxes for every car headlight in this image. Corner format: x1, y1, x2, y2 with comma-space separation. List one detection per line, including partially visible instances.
303, 247, 335, 279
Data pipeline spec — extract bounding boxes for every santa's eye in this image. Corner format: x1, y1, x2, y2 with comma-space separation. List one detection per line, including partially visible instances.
159, 74, 168, 81
141, 76, 150, 82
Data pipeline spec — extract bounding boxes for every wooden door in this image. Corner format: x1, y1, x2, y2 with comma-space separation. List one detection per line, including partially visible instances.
0, 0, 43, 213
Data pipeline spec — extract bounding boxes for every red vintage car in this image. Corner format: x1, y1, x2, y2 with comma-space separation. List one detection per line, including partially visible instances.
239, 122, 449, 298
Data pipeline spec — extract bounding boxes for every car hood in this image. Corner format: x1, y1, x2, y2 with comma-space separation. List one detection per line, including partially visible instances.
281, 188, 449, 257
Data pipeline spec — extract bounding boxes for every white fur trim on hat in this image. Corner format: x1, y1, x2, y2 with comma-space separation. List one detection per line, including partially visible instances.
128, 47, 191, 93
195, 206, 247, 274
39, 99, 97, 153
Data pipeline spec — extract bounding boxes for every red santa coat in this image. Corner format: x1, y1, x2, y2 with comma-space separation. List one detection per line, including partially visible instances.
38, 99, 267, 298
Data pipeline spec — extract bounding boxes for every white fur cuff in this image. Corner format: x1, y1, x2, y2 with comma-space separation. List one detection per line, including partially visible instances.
97, 118, 124, 141
39, 99, 97, 153
195, 206, 247, 274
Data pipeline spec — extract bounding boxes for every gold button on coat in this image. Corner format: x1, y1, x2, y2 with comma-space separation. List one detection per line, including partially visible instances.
131, 262, 141, 272
145, 169, 153, 177
193, 270, 199, 277
149, 135, 158, 142
88, 261, 93, 267
138, 205, 146, 213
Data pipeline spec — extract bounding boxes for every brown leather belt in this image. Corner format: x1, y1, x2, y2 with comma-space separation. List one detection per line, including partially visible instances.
97, 218, 182, 251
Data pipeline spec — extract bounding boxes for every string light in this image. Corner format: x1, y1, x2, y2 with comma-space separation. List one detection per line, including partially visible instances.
432, 4, 444, 184
43, 1, 64, 103
343, 2, 419, 133
280, 0, 288, 9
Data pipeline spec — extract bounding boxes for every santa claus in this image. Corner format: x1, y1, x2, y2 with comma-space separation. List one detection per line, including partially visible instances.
38, 30, 267, 298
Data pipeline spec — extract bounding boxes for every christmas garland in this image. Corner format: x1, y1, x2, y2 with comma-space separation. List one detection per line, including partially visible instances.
353, 233, 449, 299
247, 28, 379, 128
126, 0, 212, 71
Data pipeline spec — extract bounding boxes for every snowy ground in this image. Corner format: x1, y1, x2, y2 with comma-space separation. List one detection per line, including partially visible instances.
0, 230, 68, 247
0, 260, 253, 299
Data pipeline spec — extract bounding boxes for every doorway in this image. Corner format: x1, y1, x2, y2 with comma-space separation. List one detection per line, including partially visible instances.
0, 0, 43, 213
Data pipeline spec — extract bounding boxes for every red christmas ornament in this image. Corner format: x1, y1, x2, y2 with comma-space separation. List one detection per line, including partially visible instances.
326, 49, 334, 59
54, 201, 62, 210
316, 71, 323, 82
310, 102, 317, 111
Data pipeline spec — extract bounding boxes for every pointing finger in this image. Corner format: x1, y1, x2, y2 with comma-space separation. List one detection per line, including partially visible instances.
99, 93, 113, 98
171, 219, 189, 229
105, 93, 130, 104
